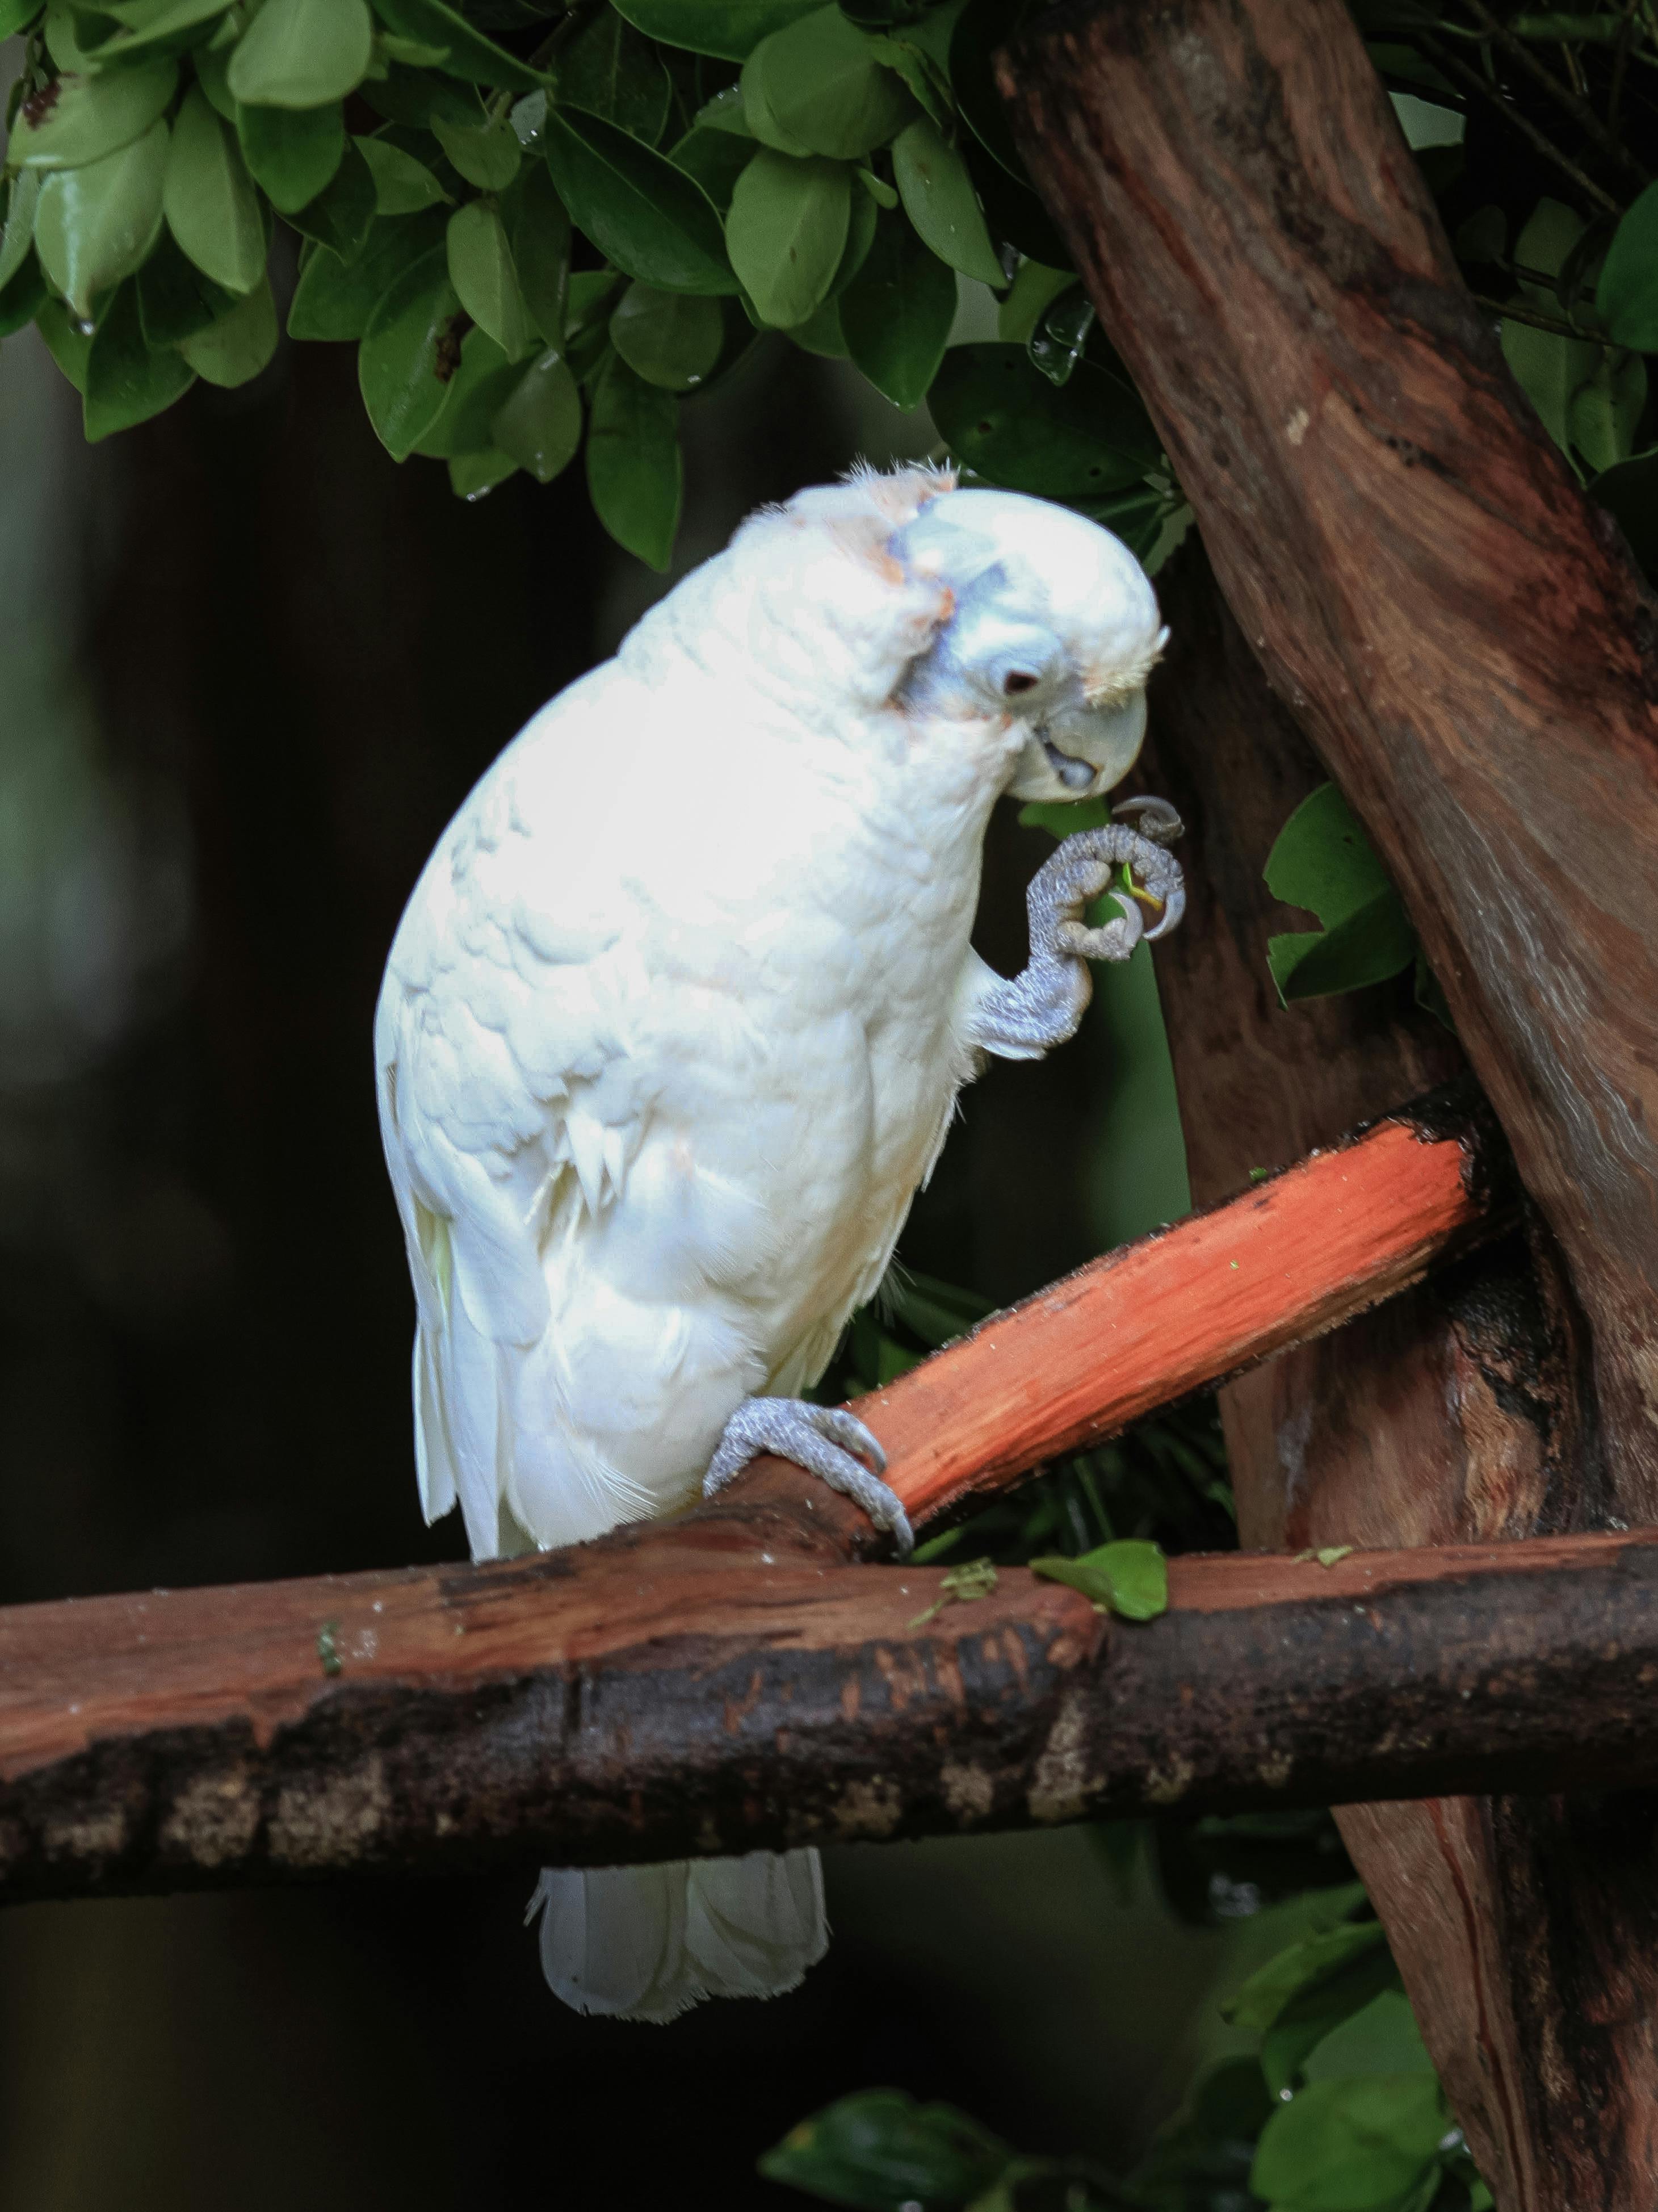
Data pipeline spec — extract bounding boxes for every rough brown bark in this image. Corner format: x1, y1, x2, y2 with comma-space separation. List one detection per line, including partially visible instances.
1140, 540, 1639, 2212
5, 1513, 1658, 1903
1000, 0, 1658, 1519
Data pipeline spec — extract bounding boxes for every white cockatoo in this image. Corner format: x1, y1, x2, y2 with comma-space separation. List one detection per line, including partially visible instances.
375, 465, 1181, 2023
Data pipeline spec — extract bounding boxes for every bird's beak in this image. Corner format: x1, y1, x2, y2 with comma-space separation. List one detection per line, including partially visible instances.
1006, 690, 1148, 803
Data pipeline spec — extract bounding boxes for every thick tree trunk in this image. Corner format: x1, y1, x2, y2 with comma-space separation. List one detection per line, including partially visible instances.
1140, 543, 1623, 2211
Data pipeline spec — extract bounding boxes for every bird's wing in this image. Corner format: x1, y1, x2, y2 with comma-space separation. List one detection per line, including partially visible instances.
375, 680, 654, 1557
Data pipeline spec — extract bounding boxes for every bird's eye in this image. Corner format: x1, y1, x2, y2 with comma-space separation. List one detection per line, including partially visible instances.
1002, 671, 1040, 697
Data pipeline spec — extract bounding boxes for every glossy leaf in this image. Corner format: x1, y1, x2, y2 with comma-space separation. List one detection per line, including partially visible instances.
1029, 1540, 1168, 1620
238, 99, 346, 213
446, 199, 528, 357
83, 276, 195, 439
560, 7, 673, 144
1597, 177, 1658, 349
669, 120, 757, 210
178, 272, 279, 384
725, 146, 849, 326
506, 161, 570, 343
164, 85, 265, 294
609, 279, 723, 387
997, 257, 1072, 345
742, 6, 914, 158
927, 343, 1160, 498
35, 116, 168, 316
136, 224, 241, 342
0, 167, 43, 296
11, 60, 175, 170
74, 0, 229, 70
892, 114, 1001, 285
1250, 2076, 1446, 2212
611, 0, 821, 61
1264, 781, 1417, 1004
449, 446, 519, 498
286, 205, 448, 339
287, 139, 376, 262
36, 293, 95, 391
492, 345, 581, 480
543, 106, 735, 294
368, 0, 553, 91
586, 349, 680, 568
412, 326, 523, 455
358, 239, 464, 456
356, 133, 451, 213
758, 2090, 1011, 2212
839, 204, 952, 407
430, 86, 522, 190
228, 0, 373, 107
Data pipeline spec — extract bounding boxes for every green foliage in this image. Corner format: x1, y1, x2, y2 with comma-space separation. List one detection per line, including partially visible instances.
1029, 1537, 1169, 1620
0, 0, 1182, 563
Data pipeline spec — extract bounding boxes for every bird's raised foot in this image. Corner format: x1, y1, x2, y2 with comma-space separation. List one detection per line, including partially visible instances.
703, 1397, 913, 1559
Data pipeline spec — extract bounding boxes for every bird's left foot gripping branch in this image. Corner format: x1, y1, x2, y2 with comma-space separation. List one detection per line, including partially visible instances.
374, 464, 1186, 2024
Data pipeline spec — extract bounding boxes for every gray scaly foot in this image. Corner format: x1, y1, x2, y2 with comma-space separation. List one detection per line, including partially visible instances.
704, 1398, 913, 1559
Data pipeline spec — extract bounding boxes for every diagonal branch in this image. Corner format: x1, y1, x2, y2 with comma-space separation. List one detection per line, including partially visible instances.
0, 1087, 1523, 1899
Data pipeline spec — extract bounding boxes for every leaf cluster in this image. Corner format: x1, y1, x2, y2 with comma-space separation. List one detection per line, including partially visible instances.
0, 0, 1178, 567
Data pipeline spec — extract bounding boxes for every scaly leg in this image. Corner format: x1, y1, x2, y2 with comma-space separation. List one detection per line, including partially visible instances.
704, 1399, 912, 1557
967, 797, 1185, 1059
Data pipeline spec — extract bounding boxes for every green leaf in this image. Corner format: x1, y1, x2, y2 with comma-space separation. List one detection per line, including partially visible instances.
11, 60, 175, 170
758, 2090, 1011, 2212
0, 0, 43, 31
287, 137, 376, 262
412, 325, 522, 454
285, 204, 448, 338
782, 287, 845, 354
36, 292, 95, 391
725, 146, 847, 325
997, 256, 1072, 343
238, 99, 346, 213
449, 445, 518, 498
947, 0, 1023, 179
543, 106, 734, 294
177, 270, 277, 383
228, 0, 372, 107
1568, 347, 1647, 474
560, 6, 672, 144
356, 133, 450, 213
1225, 1921, 1393, 2036
83, 275, 195, 438
1500, 198, 1598, 459
446, 198, 528, 356
0, 168, 43, 296
840, 204, 952, 407
163, 85, 265, 293
430, 85, 522, 190
1300, 1992, 1434, 2087
669, 119, 756, 212
506, 159, 569, 343
742, 6, 915, 159
927, 343, 1159, 498
358, 237, 464, 456
0, 243, 47, 334
136, 223, 241, 340
609, 279, 723, 387
194, 43, 238, 121
492, 344, 581, 479
1263, 782, 1416, 1005
586, 349, 680, 567
1597, 177, 1658, 350
367, 0, 553, 91
35, 115, 167, 316
892, 114, 1001, 286
1250, 2076, 1446, 2212
611, 0, 821, 61
74, 0, 229, 70
1029, 1540, 1168, 1620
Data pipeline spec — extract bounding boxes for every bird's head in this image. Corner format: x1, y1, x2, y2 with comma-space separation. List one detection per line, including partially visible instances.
889, 486, 1167, 803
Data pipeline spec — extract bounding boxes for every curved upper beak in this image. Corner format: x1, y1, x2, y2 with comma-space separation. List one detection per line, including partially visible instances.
1006, 690, 1149, 803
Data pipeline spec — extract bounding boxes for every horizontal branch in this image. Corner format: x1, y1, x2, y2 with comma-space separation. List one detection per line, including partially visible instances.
0, 1087, 1514, 1899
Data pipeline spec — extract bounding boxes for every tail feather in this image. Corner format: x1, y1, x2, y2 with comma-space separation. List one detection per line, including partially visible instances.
527, 1850, 828, 2023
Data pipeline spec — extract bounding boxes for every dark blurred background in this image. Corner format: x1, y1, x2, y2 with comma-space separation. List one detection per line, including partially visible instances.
0, 301, 1264, 2210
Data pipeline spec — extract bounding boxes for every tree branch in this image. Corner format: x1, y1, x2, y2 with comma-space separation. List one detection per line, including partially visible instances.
0, 1092, 1512, 1900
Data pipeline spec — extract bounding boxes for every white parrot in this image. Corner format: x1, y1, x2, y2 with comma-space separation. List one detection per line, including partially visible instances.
374, 464, 1181, 2022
